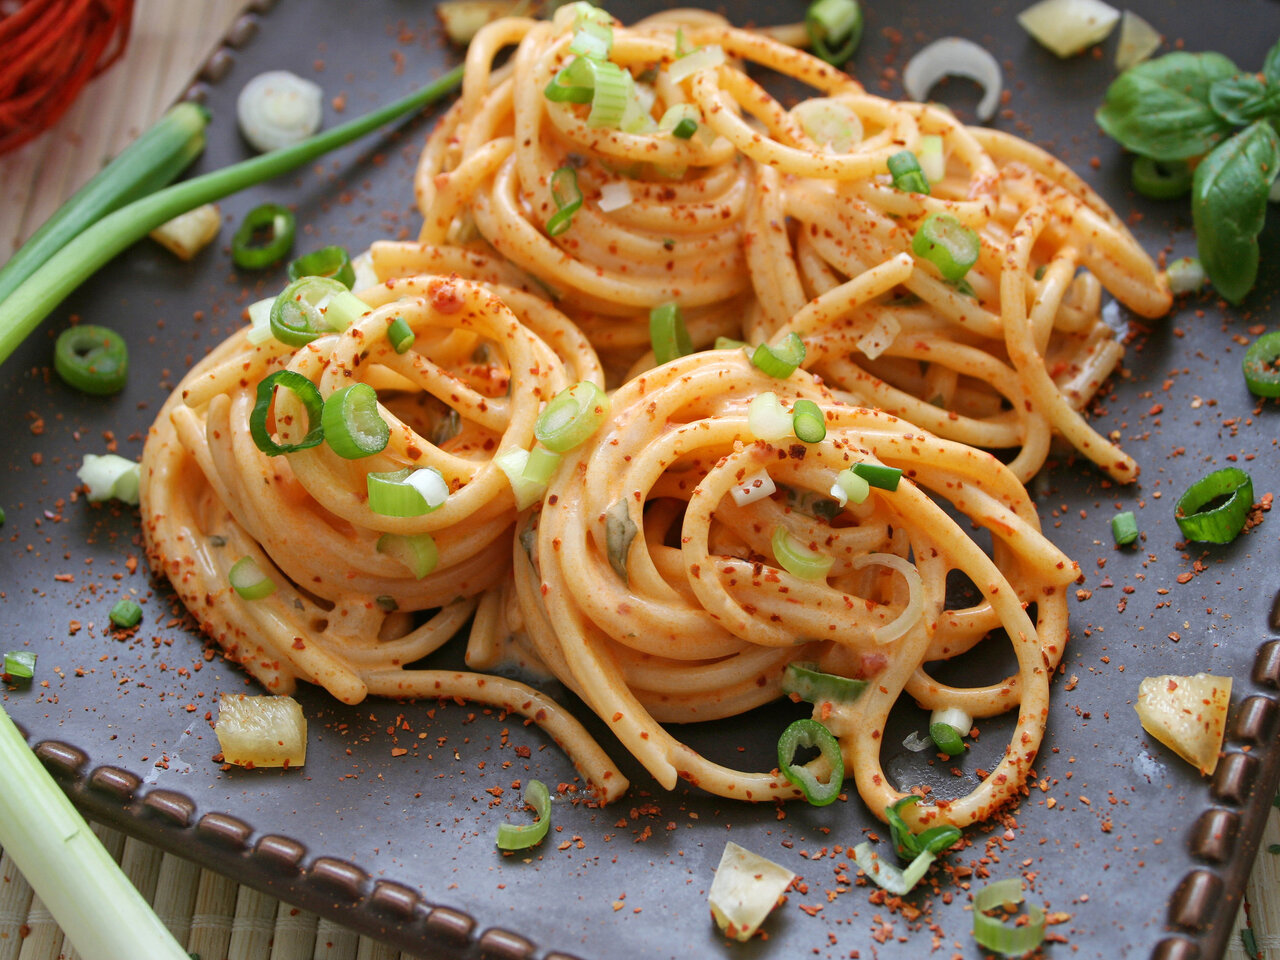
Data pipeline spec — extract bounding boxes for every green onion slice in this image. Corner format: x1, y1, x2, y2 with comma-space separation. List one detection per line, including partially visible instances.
852, 843, 934, 895
544, 56, 596, 104
387, 316, 415, 354
777, 717, 843, 806
917, 134, 945, 182
1174, 467, 1253, 544
77, 453, 141, 504
108, 599, 142, 629
885, 796, 961, 862
495, 448, 547, 511
752, 333, 806, 378
852, 462, 902, 491
366, 467, 448, 517
748, 391, 793, 442
228, 556, 276, 600
805, 0, 863, 65
649, 302, 692, 366
287, 245, 356, 289
1111, 510, 1139, 546
830, 467, 870, 507
546, 166, 584, 237
54, 324, 128, 395
523, 444, 561, 486
3, 651, 36, 681
715, 336, 747, 350
376, 532, 438, 579
1131, 156, 1193, 200
672, 117, 698, 139
321, 383, 389, 459
496, 778, 552, 850
249, 370, 325, 456
792, 398, 826, 443
912, 213, 980, 282
231, 203, 296, 269
1166, 256, 1205, 295
270, 275, 366, 347
1243, 331, 1280, 397
535, 380, 609, 452
772, 527, 834, 581
781, 661, 867, 705
929, 721, 966, 756
972, 879, 1046, 957
888, 150, 930, 195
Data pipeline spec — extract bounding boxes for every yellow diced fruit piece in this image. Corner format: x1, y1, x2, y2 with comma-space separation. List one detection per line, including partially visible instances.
216, 694, 307, 769
1134, 673, 1231, 776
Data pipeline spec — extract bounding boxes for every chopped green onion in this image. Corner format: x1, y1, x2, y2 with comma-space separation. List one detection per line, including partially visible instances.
496, 778, 552, 850
108, 599, 142, 629
792, 399, 826, 443
672, 118, 698, 138
1243, 331, 1280, 397
747, 391, 793, 441
1174, 467, 1253, 544
772, 527, 833, 581
929, 721, 966, 756
569, 16, 613, 60
3, 651, 36, 681
0, 65, 464, 369
387, 316, 415, 354
249, 370, 325, 456
287, 245, 355, 289
375, 595, 398, 612
0, 507, 5, 526
1166, 256, 1206, 295
269, 275, 367, 347
852, 842, 935, 894
777, 718, 843, 806
535, 380, 610, 452
575, 58, 633, 128
972, 879, 1046, 957
228, 556, 276, 600
668, 44, 726, 84
784, 486, 841, 520
231, 203, 296, 269
793, 98, 862, 153
366, 467, 448, 517
523, 444, 562, 485
853, 462, 902, 491
1111, 510, 1139, 546
912, 213, 980, 282
376, 532, 439, 579
321, 383, 389, 459
885, 795, 960, 861
715, 336, 747, 350
246, 296, 275, 345
752, 333, 806, 378
888, 150, 930, 194
77, 453, 141, 505
605, 499, 637, 581
917, 135, 945, 182
546, 166, 584, 237
495, 448, 548, 511
544, 56, 596, 104
830, 467, 870, 507
781, 661, 867, 705
805, 0, 864, 65
54, 324, 128, 395
1131, 156, 1193, 200
649, 302, 693, 366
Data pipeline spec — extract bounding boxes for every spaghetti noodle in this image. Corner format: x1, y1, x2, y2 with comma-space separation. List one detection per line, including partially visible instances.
141, 3, 1168, 824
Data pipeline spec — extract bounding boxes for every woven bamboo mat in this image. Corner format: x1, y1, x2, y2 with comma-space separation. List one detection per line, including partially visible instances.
0, 0, 1275, 957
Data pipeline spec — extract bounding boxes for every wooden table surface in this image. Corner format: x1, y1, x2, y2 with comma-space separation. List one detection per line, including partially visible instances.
0, 2, 1275, 959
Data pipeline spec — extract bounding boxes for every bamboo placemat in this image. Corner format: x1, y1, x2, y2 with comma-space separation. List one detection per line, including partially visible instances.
0, 1, 1274, 958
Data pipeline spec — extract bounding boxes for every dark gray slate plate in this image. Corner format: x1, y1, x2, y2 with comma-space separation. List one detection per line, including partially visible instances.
2, 1, 1279, 958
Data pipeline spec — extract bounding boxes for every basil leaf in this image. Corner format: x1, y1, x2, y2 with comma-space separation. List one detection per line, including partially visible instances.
1192, 121, 1280, 304
1096, 51, 1238, 161
1209, 74, 1280, 126
1265, 37, 1280, 86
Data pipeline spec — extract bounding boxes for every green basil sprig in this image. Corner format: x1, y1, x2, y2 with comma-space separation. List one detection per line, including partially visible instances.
1191, 121, 1280, 304
1208, 73, 1280, 126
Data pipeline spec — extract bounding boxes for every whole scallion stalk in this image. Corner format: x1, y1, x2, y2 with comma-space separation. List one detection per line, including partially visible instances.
0, 103, 210, 306
0, 64, 464, 366
0, 703, 190, 960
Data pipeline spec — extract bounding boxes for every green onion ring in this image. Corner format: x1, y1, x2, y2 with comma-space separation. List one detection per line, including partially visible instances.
852, 462, 902, 491
776, 718, 843, 806
791, 398, 826, 443
781, 662, 867, 705
387, 316, 415, 354
912, 212, 980, 282
321, 383, 389, 459
108, 599, 142, 629
231, 203, 296, 269
287, 245, 356, 289
805, 0, 863, 65
1131, 156, 1193, 200
535, 380, 610, 453
1243, 331, 1280, 397
771, 527, 834, 581
228, 556, 277, 600
752, 333, 806, 379
928, 721, 966, 756
1174, 467, 1253, 544
649, 302, 693, 366
496, 778, 552, 850
248, 370, 325, 456
1111, 510, 1139, 546
888, 150, 930, 195
972, 879, 1046, 956
546, 166, 584, 237
269, 275, 350, 347
3, 650, 36, 680
54, 324, 129, 395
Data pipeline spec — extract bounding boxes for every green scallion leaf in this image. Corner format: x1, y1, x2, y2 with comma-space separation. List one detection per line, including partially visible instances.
1111, 510, 1139, 546
108, 599, 142, 629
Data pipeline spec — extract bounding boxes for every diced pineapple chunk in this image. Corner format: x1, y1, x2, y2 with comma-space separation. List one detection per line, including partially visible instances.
1134, 673, 1231, 775
216, 694, 307, 768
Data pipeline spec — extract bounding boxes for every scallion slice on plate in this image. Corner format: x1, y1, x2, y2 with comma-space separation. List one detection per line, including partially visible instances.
496, 778, 552, 850
228, 556, 276, 600
971, 878, 1046, 956
776, 717, 843, 805
535, 381, 609, 452
1174, 467, 1253, 543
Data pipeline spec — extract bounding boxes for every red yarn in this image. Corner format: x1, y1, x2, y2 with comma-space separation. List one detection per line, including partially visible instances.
0, 0, 136, 155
